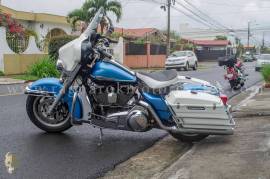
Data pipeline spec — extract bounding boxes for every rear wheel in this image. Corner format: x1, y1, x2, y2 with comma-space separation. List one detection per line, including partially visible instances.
169, 132, 208, 143
26, 96, 72, 133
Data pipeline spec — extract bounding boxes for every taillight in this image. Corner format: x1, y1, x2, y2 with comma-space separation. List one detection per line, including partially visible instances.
220, 94, 228, 105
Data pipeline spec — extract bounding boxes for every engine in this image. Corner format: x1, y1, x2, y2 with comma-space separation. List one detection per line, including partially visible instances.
88, 80, 137, 106
127, 106, 149, 132
91, 105, 150, 132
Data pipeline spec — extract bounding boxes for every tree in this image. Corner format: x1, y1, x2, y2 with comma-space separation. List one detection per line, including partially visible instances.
68, 0, 122, 33
215, 35, 227, 40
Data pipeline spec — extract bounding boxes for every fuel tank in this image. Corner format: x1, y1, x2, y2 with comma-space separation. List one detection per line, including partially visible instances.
90, 60, 137, 83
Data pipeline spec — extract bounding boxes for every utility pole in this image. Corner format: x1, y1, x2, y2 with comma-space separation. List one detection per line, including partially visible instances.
247, 21, 250, 49
161, 0, 175, 57
262, 32, 265, 48
166, 0, 171, 57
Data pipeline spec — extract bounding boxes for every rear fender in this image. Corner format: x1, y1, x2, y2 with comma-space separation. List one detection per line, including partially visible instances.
25, 78, 83, 119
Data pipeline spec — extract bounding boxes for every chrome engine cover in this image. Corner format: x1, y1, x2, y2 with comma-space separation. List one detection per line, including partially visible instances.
127, 106, 149, 132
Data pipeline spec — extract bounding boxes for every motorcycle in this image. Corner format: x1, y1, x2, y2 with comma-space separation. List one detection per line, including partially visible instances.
219, 56, 246, 90
25, 8, 235, 143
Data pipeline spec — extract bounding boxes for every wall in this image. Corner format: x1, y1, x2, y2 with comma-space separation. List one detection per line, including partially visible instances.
3, 54, 47, 75
0, 27, 15, 72
0, 27, 47, 74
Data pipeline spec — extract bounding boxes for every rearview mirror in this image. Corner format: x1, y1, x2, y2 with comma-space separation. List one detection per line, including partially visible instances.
103, 16, 114, 36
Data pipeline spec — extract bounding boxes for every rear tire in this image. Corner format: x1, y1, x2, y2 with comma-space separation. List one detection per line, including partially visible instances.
169, 132, 208, 143
26, 96, 72, 133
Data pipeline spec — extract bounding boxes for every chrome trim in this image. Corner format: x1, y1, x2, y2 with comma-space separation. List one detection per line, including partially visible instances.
71, 91, 79, 125
25, 86, 55, 97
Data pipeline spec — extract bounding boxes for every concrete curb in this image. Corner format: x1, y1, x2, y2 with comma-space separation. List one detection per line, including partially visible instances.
0, 81, 26, 85
0, 78, 26, 85
232, 111, 270, 118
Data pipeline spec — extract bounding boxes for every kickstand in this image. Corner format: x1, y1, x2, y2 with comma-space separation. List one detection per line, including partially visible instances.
97, 128, 104, 146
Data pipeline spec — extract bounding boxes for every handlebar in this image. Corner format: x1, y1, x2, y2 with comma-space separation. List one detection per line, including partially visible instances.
96, 47, 112, 59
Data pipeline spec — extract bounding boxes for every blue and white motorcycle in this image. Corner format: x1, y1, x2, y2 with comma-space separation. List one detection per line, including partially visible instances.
25, 8, 235, 143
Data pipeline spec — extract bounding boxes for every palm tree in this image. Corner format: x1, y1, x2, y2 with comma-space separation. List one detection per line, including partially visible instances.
68, 0, 122, 33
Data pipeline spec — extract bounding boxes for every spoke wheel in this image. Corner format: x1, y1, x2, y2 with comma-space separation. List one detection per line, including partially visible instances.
26, 96, 72, 133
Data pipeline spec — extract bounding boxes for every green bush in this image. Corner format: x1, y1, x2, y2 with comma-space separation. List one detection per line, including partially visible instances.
261, 65, 270, 83
0, 71, 4, 76
48, 35, 77, 60
27, 56, 60, 78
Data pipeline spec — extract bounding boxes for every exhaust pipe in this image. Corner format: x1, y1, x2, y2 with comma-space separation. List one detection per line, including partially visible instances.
139, 101, 234, 135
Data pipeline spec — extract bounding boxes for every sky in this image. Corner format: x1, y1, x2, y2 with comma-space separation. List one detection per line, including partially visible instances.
2, 0, 270, 45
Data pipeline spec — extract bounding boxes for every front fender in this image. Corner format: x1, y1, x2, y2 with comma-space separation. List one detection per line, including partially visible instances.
25, 78, 83, 120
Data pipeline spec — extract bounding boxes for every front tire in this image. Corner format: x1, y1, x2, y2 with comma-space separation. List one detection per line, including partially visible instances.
169, 132, 208, 143
26, 96, 72, 133
184, 62, 189, 71
193, 62, 198, 71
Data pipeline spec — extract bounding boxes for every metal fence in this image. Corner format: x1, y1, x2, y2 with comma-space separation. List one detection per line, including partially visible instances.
125, 43, 147, 55
150, 44, 166, 55
6, 34, 29, 54
195, 49, 227, 61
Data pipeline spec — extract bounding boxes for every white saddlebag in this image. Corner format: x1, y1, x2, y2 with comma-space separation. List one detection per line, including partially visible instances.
165, 91, 235, 131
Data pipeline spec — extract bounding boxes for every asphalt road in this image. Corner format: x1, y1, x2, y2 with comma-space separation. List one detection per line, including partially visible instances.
0, 61, 262, 179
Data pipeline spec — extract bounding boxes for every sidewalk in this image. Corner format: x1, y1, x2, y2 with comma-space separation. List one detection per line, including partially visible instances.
0, 78, 27, 96
154, 86, 270, 179
0, 77, 25, 85
102, 84, 270, 179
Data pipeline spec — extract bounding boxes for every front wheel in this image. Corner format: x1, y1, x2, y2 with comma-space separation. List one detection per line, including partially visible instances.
169, 132, 208, 143
184, 62, 189, 71
26, 96, 72, 133
192, 62, 198, 71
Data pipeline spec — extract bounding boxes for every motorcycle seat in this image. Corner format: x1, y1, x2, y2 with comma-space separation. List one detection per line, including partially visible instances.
137, 69, 179, 89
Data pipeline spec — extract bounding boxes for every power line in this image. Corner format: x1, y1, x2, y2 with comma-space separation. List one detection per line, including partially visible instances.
171, 6, 226, 32
137, 0, 229, 32
181, 0, 231, 31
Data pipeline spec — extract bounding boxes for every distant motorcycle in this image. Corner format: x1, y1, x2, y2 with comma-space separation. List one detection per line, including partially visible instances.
219, 56, 246, 90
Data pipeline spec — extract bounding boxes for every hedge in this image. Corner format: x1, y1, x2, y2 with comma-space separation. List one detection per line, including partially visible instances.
27, 56, 60, 78
261, 65, 270, 83
48, 35, 77, 60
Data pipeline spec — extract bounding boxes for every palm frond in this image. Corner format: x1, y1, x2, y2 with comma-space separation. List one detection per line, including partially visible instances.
107, 1, 122, 22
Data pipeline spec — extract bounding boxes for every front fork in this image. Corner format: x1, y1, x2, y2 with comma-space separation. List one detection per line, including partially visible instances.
47, 65, 81, 115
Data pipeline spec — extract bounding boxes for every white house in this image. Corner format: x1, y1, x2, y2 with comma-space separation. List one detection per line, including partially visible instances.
0, 5, 72, 42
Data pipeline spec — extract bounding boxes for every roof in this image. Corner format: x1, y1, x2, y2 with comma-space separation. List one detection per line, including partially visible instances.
114, 27, 159, 38
0, 5, 69, 25
192, 40, 230, 46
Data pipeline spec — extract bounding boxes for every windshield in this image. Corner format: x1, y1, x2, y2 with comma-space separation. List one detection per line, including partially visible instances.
260, 54, 270, 60
82, 8, 105, 37
170, 51, 187, 57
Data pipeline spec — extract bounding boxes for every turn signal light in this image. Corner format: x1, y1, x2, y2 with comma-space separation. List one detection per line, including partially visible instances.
220, 94, 228, 105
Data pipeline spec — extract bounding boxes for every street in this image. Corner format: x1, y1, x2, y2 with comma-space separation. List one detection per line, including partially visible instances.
0, 61, 262, 178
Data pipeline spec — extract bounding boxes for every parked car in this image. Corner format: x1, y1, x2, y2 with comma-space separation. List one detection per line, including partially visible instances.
242, 54, 255, 62
165, 51, 198, 71
255, 54, 270, 71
